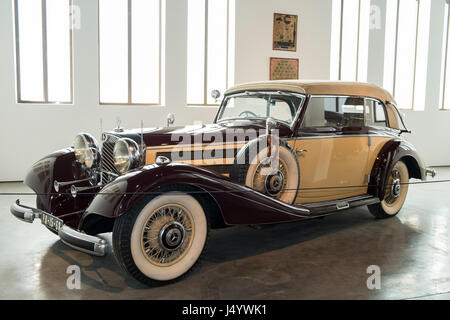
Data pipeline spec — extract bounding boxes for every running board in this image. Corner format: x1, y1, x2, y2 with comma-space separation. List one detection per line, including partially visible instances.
298, 195, 379, 216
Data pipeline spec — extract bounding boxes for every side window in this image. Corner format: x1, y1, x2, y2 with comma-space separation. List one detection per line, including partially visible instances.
365, 99, 388, 127
301, 96, 365, 128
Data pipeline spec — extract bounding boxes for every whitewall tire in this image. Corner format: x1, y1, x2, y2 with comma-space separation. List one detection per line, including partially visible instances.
113, 192, 209, 285
368, 161, 409, 219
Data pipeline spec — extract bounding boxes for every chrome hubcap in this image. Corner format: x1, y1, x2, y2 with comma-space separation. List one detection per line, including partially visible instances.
385, 168, 402, 205
265, 171, 285, 196
159, 222, 185, 251
252, 158, 288, 199
391, 179, 401, 198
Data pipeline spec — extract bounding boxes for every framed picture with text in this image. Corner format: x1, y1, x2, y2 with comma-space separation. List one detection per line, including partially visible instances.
273, 13, 298, 51
270, 57, 299, 80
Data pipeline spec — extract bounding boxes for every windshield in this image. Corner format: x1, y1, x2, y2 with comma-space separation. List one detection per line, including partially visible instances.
216, 92, 305, 126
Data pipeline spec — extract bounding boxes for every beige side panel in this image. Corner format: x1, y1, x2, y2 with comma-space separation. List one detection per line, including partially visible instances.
287, 137, 369, 204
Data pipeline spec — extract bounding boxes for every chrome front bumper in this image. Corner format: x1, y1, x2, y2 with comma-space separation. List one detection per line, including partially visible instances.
10, 200, 107, 257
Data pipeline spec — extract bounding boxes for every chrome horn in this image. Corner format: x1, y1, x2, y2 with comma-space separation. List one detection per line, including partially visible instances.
70, 185, 101, 198
54, 177, 94, 193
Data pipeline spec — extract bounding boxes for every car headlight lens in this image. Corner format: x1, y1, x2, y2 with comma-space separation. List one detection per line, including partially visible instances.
73, 133, 99, 169
114, 138, 141, 174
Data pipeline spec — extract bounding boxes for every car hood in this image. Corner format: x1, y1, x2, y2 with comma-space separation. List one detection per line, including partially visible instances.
104, 119, 282, 147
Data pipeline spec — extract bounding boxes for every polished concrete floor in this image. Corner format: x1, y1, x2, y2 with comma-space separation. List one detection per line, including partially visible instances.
1, 168, 450, 300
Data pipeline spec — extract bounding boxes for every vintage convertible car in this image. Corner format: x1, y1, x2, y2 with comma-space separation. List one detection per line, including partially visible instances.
11, 80, 435, 285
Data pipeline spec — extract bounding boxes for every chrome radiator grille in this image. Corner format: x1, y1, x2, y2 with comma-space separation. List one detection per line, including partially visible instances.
101, 135, 120, 183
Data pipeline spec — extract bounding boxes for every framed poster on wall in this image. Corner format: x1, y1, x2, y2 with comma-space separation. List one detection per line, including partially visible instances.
273, 13, 298, 51
270, 58, 299, 80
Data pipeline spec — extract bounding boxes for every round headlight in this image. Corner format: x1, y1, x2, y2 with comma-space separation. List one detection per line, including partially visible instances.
113, 138, 141, 174
73, 133, 99, 169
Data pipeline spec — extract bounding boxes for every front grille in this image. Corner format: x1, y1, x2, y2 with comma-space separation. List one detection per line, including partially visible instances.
101, 135, 120, 183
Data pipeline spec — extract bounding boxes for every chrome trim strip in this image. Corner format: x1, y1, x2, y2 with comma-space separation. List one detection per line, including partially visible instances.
145, 141, 247, 151
288, 134, 394, 141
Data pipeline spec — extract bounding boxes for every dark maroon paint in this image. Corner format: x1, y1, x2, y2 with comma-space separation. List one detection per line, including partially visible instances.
23, 92, 426, 234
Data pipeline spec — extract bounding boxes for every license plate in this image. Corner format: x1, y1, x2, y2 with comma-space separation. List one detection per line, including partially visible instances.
41, 212, 63, 233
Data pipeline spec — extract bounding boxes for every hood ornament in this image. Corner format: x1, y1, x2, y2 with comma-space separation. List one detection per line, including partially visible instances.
114, 117, 124, 133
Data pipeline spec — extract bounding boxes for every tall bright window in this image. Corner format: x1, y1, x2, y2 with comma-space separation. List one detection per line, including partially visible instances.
330, 0, 371, 82
14, 0, 73, 104
99, 0, 161, 105
383, 0, 431, 110
187, 0, 235, 106
440, 1, 450, 110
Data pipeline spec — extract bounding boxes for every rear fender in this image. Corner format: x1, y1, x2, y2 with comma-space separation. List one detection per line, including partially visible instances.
368, 139, 426, 200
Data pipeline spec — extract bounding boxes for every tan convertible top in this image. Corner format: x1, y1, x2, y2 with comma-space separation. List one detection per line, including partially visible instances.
225, 80, 396, 104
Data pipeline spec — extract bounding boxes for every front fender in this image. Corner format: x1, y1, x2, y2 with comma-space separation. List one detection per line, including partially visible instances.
24, 148, 93, 228
82, 163, 311, 228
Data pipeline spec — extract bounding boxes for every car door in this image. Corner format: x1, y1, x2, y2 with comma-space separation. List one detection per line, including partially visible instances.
291, 96, 370, 204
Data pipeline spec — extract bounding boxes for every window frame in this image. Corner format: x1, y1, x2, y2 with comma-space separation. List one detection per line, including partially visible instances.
215, 91, 304, 127
364, 97, 390, 128
186, 0, 232, 107
215, 91, 306, 129
440, 1, 450, 110
98, 0, 162, 106
299, 95, 368, 130
330, 0, 370, 82
13, 0, 74, 105
384, 0, 430, 110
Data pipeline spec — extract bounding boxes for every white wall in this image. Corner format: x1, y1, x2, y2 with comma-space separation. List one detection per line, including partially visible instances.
235, 0, 332, 83
1, 0, 449, 181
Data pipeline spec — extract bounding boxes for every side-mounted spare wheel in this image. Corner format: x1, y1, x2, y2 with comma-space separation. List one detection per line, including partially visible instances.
368, 160, 409, 219
112, 192, 210, 286
231, 138, 299, 205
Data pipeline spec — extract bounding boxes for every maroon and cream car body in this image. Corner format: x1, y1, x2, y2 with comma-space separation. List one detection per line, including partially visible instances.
11, 80, 435, 285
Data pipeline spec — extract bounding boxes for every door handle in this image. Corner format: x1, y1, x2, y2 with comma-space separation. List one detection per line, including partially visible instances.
296, 149, 308, 155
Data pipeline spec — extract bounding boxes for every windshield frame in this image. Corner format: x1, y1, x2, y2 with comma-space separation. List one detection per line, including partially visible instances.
214, 90, 306, 130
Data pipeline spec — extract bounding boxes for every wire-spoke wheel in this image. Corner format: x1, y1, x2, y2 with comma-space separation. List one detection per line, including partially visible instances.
368, 161, 409, 219
113, 192, 209, 285
140, 204, 194, 267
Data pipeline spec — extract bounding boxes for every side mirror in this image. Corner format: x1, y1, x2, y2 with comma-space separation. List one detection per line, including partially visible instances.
167, 113, 175, 127
211, 90, 221, 103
